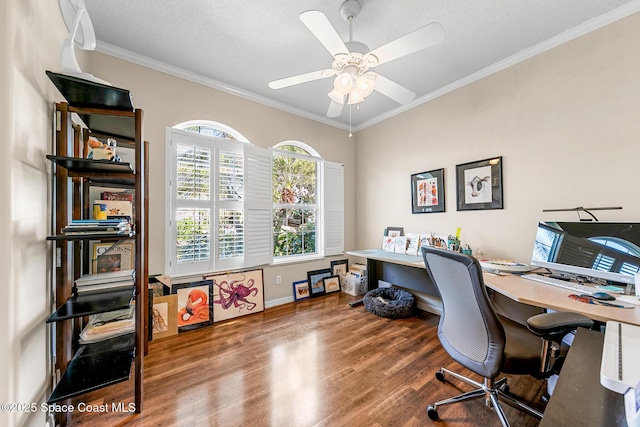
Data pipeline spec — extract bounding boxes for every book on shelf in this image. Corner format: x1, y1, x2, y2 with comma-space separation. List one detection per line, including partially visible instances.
90, 240, 135, 274
75, 280, 135, 294
93, 200, 132, 220
62, 219, 131, 235
75, 269, 135, 286
101, 191, 134, 202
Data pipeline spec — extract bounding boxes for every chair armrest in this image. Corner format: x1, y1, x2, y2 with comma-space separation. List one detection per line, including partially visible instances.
527, 311, 594, 338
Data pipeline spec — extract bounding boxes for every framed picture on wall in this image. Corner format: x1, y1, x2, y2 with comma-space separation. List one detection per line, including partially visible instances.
456, 156, 503, 211
411, 168, 445, 213
173, 280, 213, 332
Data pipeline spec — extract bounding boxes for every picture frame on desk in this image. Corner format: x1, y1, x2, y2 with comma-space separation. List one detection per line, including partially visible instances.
385, 227, 404, 237
411, 168, 445, 214
456, 156, 503, 211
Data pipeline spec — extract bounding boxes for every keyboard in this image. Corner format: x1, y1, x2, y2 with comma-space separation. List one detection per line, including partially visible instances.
521, 273, 595, 295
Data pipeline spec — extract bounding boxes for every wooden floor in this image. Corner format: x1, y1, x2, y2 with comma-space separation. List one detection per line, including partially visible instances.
69, 292, 547, 426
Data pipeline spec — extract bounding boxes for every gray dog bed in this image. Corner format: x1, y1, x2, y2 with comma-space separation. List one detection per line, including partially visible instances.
363, 288, 416, 319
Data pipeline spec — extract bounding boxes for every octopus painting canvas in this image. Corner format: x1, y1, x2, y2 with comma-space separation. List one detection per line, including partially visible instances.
209, 269, 264, 323
173, 280, 213, 331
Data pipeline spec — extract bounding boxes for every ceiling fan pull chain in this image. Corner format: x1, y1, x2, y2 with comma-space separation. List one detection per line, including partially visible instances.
348, 104, 353, 137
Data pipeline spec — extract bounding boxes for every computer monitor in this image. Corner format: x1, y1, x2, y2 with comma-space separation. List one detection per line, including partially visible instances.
530, 221, 640, 285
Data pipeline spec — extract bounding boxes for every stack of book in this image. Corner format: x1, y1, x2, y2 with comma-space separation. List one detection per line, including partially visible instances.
61, 219, 132, 236
75, 269, 135, 294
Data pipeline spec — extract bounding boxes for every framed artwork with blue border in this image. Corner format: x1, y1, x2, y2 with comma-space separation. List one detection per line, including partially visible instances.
293, 280, 310, 301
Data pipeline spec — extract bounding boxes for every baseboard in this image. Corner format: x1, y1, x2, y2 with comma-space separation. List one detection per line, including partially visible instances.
265, 296, 294, 308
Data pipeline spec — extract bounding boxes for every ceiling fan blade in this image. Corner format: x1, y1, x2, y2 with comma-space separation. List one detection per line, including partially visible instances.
300, 10, 349, 58
368, 22, 444, 67
268, 69, 335, 89
374, 74, 416, 104
326, 100, 344, 118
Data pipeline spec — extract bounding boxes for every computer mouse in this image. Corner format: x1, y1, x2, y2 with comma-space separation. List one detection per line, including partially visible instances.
592, 292, 616, 301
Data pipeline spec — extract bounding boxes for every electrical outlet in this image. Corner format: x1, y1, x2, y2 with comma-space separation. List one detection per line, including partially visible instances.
276, 275, 282, 285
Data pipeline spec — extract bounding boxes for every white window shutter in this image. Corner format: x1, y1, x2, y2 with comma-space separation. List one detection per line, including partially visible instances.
324, 161, 344, 256
244, 145, 273, 267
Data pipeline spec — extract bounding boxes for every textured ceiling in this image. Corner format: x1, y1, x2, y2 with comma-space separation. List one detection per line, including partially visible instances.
83, 0, 639, 130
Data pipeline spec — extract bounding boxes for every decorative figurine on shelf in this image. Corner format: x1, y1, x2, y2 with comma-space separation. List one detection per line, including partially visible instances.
87, 136, 121, 162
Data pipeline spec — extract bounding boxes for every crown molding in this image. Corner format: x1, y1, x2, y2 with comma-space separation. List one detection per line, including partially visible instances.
95, 0, 640, 134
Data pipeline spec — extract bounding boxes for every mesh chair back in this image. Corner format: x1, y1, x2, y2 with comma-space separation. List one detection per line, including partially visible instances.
422, 246, 505, 379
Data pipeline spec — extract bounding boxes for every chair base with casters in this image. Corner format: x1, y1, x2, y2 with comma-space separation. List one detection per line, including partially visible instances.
427, 369, 543, 426
420, 246, 594, 427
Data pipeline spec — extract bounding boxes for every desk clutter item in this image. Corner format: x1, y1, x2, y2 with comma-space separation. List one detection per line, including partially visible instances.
478, 258, 532, 273
601, 321, 640, 394
363, 288, 416, 319
522, 273, 598, 295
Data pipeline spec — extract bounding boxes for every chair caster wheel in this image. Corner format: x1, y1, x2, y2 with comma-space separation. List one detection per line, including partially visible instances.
542, 393, 550, 404
502, 384, 510, 394
435, 370, 445, 382
427, 405, 439, 421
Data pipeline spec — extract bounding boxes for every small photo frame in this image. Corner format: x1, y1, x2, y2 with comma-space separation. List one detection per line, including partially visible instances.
411, 168, 445, 214
323, 275, 341, 293
293, 280, 310, 301
173, 280, 213, 332
331, 259, 349, 277
456, 156, 503, 211
151, 295, 178, 340
307, 268, 332, 298
385, 227, 404, 237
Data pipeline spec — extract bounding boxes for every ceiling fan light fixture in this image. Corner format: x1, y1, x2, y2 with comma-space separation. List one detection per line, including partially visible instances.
347, 88, 365, 105
333, 73, 354, 95
355, 74, 375, 97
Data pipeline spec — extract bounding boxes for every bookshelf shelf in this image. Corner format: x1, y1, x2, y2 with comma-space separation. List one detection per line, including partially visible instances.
47, 333, 135, 404
46, 288, 135, 323
46, 232, 135, 241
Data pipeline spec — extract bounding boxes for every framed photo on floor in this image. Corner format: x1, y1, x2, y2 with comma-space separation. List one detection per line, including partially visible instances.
307, 268, 332, 298
173, 280, 213, 332
151, 295, 178, 340
208, 269, 265, 322
456, 156, 503, 211
323, 275, 341, 294
293, 280, 310, 301
411, 168, 445, 213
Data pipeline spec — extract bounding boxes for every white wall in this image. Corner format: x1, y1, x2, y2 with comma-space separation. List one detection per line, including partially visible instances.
84, 53, 357, 304
354, 12, 640, 264
1, 1, 73, 426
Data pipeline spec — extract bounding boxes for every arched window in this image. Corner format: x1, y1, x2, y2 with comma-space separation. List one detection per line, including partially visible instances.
175, 120, 249, 142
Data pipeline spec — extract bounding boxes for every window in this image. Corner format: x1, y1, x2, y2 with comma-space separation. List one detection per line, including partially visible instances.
272, 145, 319, 258
167, 125, 343, 276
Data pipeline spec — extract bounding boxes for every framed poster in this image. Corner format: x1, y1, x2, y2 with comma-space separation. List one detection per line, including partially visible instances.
385, 227, 404, 237
173, 280, 213, 332
293, 280, 310, 301
323, 275, 341, 293
411, 168, 445, 213
307, 268, 332, 298
151, 295, 178, 340
209, 269, 265, 322
456, 156, 503, 211
90, 240, 135, 273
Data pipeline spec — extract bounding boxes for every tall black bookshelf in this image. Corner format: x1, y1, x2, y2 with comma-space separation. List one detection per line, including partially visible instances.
46, 72, 148, 424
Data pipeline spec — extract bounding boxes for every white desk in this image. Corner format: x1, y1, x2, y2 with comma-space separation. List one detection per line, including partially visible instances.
347, 249, 640, 326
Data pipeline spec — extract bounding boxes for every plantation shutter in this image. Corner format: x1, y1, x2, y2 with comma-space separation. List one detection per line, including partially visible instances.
323, 161, 344, 256
244, 145, 273, 267
216, 141, 245, 270
170, 130, 214, 274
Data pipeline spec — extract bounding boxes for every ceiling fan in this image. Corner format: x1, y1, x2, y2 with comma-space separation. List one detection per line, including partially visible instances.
268, 0, 444, 118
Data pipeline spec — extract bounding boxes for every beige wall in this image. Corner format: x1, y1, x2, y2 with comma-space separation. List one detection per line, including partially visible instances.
1, 1, 73, 426
85, 53, 356, 304
354, 12, 640, 264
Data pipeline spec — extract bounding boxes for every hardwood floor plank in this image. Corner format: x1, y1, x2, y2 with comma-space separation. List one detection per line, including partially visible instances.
69, 292, 545, 426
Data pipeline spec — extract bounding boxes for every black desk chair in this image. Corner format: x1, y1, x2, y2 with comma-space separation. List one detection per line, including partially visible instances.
421, 246, 593, 427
